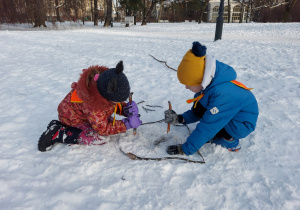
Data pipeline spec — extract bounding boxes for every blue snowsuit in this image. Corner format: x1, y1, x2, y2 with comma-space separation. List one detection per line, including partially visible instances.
181, 60, 259, 155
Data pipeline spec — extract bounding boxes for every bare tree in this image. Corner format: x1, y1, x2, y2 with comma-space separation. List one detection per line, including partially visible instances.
142, 0, 160, 25
227, 0, 231, 23
0, 0, 17, 23
80, 0, 87, 24
196, 0, 210, 24
94, 0, 98, 25
31, 0, 47, 27
236, 0, 296, 22
0, 0, 32, 24
239, 0, 245, 23
283, 0, 299, 21
55, 0, 62, 22
157, 1, 164, 22
104, 0, 112, 27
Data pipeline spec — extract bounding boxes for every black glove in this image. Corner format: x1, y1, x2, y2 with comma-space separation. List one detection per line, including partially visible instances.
164, 110, 178, 125
166, 144, 184, 155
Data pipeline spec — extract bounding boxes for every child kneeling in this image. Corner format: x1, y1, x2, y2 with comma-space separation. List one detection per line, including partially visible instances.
38, 61, 141, 152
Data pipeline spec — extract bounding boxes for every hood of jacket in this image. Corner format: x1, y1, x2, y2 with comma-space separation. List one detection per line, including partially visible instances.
72, 65, 114, 111
202, 57, 237, 93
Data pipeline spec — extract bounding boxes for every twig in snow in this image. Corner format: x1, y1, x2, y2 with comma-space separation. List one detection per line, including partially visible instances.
141, 119, 164, 125
137, 100, 145, 105
149, 54, 177, 72
142, 106, 155, 112
146, 104, 163, 108
119, 147, 205, 164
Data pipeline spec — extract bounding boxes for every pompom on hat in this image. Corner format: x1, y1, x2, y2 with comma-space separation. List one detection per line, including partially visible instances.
96, 61, 130, 102
177, 42, 207, 86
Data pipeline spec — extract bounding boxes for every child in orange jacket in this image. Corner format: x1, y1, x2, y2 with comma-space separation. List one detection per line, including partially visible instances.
38, 61, 142, 152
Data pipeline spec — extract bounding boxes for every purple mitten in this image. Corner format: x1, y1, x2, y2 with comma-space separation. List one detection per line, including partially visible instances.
124, 101, 139, 117
122, 115, 142, 130
122, 118, 131, 130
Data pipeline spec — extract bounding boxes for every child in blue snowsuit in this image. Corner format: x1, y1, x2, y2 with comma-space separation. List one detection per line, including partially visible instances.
164, 42, 259, 155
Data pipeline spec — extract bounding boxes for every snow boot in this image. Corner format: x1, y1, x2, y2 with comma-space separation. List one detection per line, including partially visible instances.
211, 137, 241, 152
38, 120, 82, 152
38, 120, 63, 152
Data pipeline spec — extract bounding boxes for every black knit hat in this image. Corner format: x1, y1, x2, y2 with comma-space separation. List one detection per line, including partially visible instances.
97, 61, 130, 102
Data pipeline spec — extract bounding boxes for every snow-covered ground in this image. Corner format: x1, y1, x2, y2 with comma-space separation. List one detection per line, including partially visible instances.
0, 21, 300, 209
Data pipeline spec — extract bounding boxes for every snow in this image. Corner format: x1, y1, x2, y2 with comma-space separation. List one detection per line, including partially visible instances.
0, 21, 300, 209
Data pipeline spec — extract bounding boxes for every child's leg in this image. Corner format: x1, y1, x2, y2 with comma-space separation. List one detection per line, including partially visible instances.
38, 120, 82, 151
75, 123, 107, 145
38, 121, 108, 152
211, 128, 241, 152
215, 128, 232, 140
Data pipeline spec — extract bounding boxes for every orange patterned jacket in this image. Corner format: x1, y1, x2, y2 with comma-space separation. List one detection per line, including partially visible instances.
57, 65, 127, 136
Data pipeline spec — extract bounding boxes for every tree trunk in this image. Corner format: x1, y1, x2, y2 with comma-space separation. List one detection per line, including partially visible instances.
157, 1, 163, 22
246, 0, 253, 22
283, 0, 298, 22
33, 0, 47, 27
142, 0, 159, 25
104, 0, 112, 27
94, 0, 98, 26
228, 0, 231, 23
239, 0, 245, 23
198, 0, 209, 24
90, 0, 93, 21
142, 0, 147, 25
198, 5, 204, 23
55, 0, 60, 22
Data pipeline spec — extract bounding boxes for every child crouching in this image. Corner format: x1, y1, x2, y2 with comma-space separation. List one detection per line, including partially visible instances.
164, 42, 259, 155
38, 61, 141, 152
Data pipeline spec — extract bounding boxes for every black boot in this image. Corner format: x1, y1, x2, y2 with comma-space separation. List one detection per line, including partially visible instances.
38, 120, 82, 152
38, 120, 63, 152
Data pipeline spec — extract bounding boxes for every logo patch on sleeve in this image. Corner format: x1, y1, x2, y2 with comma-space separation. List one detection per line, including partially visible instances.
210, 107, 219, 114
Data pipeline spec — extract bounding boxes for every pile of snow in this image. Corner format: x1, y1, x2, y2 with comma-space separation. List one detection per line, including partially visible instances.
0, 22, 299, 209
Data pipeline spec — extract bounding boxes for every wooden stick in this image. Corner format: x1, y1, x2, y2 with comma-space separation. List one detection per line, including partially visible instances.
129, 92, 137, 136
119, 148, 205, 164
149, 54, 177, 72
167, 101, 172, 133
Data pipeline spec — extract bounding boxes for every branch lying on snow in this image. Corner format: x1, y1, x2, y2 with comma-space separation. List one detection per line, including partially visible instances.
146, 104, 163, 108
141, 119, 164, 125
140, 118, 190, 131
142, 106, 155, 113
137, 100, 145, 105
119, 148, 205, 164
122, 101, 198, 162
149, 54, 177, 72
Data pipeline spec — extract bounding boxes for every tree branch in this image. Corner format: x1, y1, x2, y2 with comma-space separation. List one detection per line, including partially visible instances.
149, 54, 177, 72
234, 0, 289, 10
120, 148, 205, 164
253, 2, 289, 10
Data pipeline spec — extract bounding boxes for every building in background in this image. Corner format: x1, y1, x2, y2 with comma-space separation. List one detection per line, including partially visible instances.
152, 0, 249, 23
207, 0, 248, 23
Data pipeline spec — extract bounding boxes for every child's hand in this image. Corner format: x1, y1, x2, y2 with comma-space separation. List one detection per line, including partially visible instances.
164, 110, 178, 125
122, 115, 142, 130
124, 101, 139, 117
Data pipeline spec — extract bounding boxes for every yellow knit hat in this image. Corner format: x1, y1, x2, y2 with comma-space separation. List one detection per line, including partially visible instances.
177, 42, 207, 86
